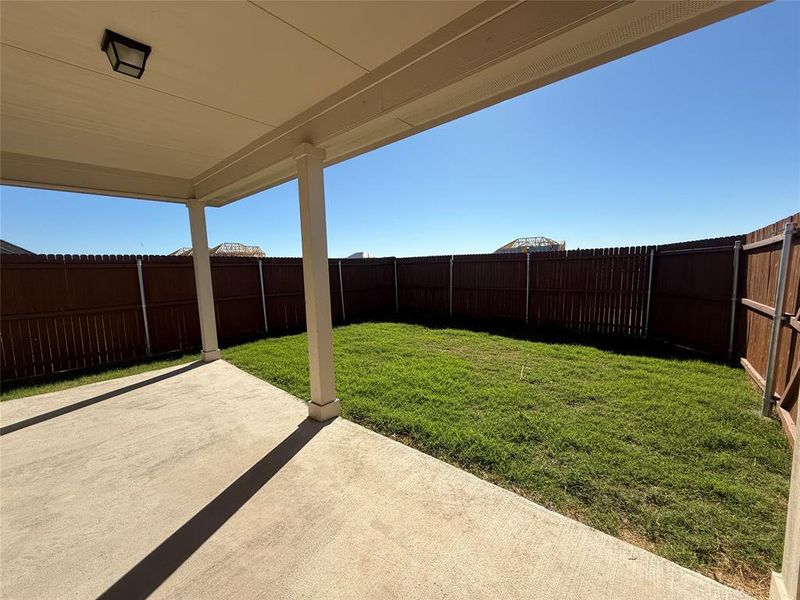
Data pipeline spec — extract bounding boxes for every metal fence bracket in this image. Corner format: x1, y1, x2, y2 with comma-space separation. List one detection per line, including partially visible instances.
644, 248, 655, 338
394, 258, 399, 313
525, 252, 530, 326
136, 258, 152, 356
762, 222, 795, 415
338, 260, 346, 322
258, 258, 268, 334
449, 255, 454, 317
727, 241, 741, 359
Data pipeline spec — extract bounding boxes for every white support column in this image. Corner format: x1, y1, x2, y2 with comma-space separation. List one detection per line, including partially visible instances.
294, 143, 339, 421
187, 200, 221, 362
771, 427, 800, 600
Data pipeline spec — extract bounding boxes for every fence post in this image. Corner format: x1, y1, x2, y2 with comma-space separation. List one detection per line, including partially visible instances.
136, 258, 152, 356
762, 222, 795, 415
449, 255, 454, 317
525, 252, 530, 326
644, 247, 655, 338
727, 241, 741, 360
258, 258, 268, 334
394, 258, 399, 313
338, 259, 346, 322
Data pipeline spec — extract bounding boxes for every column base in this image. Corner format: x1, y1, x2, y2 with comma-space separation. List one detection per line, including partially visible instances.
770, 572, 789, 600
201, 349, 221, 362
308, 399, 340, 422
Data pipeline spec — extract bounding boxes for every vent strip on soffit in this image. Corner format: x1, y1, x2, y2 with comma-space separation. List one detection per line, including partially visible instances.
398, 0, 727, 127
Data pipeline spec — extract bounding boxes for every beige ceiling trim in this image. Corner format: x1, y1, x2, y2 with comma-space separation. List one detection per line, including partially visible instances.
396, 0, 758, 128
0, 1, 368, 127
0, 41, 276, 128
247, 1, 370, 73
199, 0, 765, 206
204, 116, 414, 207
193, 0, 622, 201
1, 110, 222, 175
319, 0, 766, 175
259, 1, 482, 72
326, 0, 767, 173
323, 117, 411, 166
0, 42, 269, 164
0, 152, 193, 202
191, 0, 521, 193
0, 0, 768, 206
377, 1, 627, 111
205, 157, 296, 207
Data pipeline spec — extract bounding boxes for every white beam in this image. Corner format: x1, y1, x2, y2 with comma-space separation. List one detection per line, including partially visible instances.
0, 151, 193, 202
187, 200, 221, 362
294, 143, 339, 421
194, 1, 765, 206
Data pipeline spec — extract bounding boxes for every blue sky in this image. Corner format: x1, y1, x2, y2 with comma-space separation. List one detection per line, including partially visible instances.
1, 2, 798, 258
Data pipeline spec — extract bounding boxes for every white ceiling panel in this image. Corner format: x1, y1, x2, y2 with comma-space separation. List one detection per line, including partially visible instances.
0, 1, 766, 202
0, 115, 217, 179
0, 45, 269, 176
0, 0, 366, 126
259, 0, 482, 71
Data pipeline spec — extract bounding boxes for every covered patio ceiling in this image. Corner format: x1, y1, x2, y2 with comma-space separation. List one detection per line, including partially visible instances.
0, 0, 764, 205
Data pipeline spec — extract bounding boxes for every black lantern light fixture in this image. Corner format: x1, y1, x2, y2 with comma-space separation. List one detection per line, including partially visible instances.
101, 29, 151, 79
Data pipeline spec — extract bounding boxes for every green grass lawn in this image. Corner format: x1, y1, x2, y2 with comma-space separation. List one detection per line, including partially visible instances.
1, 321, 789, 597
0, 353, 198, 402
223, 321, 790, 598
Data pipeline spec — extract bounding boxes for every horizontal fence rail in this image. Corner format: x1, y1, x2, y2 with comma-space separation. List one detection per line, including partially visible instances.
0, 245, 740, 381
0, 256, 395, 381
737, 214, 800, 446
2, 213, 798, 450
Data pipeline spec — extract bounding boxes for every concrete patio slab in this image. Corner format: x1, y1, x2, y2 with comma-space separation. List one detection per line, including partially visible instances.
1, 360, 751, 599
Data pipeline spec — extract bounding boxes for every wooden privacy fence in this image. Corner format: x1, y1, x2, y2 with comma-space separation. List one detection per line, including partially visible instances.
1, 214, 798, 447
398, 249, 653, 335
0, 256, 396, 381
398, 239, 740, 356
2, 242, 740, 381
649, 238, 741, 357
737, 214, 800, 446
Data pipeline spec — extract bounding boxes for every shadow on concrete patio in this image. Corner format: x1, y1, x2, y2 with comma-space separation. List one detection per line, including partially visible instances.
1, 360, 753, 600
0, 361, 205, 436
97, 418, 329, 600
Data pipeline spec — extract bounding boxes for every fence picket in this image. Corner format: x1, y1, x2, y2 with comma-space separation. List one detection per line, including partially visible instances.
2, 216, 797, 402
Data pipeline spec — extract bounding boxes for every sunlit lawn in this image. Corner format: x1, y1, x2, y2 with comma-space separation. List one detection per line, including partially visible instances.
0, 353, 198, 402
224, 321, 790, 598
3, 321, 790, 597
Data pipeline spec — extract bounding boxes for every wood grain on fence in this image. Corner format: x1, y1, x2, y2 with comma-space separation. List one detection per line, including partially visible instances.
452, 253, 526, 321
141, 257, 201, 355
3, 211, 798, 452
397, 248, 652, 337
0, 248, 737, 380
739, 213, 800, 446
0, 255, 147, 380
339, 258, 396, 320
260, 258, 306, 332
527, 247, 649, 336
0, 255, 393, 381
396, 256, 450, 316
651, 246, 736, 355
